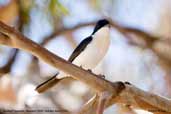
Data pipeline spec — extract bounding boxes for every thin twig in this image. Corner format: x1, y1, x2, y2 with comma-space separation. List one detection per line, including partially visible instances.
0, 49, 18, 76
0, 0, 25, 76
40, 22, 96, 46
96, 92, 110, 114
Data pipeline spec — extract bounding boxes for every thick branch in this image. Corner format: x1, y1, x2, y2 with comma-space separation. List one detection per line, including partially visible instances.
79, 83, 171, 114
0, 21, 113, 93
114, 83, 171, 113
0, 21, 171, 113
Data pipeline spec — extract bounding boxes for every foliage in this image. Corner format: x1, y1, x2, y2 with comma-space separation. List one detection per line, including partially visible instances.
49, 0, 69, 17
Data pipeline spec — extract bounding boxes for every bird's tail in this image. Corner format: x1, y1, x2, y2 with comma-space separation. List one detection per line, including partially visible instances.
35, 73, 62, 93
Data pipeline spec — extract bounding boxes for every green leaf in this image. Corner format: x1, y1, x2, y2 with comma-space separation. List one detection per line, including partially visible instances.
19, 0, 35, 24
49, 0, 69, 17
56, 0, 69, 15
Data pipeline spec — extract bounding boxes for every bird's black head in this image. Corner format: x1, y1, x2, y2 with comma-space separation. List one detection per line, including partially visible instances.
92, 19, 109, 35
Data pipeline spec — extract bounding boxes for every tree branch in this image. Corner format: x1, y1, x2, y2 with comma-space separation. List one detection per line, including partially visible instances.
39, 19, 171, 65
40, 19, 159, 47
0, 49, 18, 76
0, 33, 12, 46
0, 21, 171, 114
0, 21, 113, 93
115, 83, 171, 113
40, 20, 171, 64
40, 22, 96, 46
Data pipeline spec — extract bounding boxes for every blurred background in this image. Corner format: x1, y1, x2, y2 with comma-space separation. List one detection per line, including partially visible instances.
0, 0, 171, 114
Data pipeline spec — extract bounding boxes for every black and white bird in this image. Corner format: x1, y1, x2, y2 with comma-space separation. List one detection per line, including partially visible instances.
36, 19, 110, 93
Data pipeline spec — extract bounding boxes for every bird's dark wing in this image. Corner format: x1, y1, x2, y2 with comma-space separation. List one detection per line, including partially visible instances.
68, 36, 92, 62
35, 37, 92, 93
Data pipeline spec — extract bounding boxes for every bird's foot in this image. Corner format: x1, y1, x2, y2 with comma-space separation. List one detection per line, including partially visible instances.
99, 74, 105, 79
87, 69, 92, 73
79, 66, 93, 73
79, 65, 83, 69
124, 81, 131, 85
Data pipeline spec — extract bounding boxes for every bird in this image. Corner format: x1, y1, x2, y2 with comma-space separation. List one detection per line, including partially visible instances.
35, 19, 110, 93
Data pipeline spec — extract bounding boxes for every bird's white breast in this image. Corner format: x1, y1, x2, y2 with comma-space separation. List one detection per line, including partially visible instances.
73, 26, 110, 69
58, 26, 110, 78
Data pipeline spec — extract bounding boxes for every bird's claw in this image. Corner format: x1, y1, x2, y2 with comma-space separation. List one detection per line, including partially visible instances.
87, 69, 92, 73
125, 81, 131, 85
80, 66, 83, 69
99, 74, 105, 79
